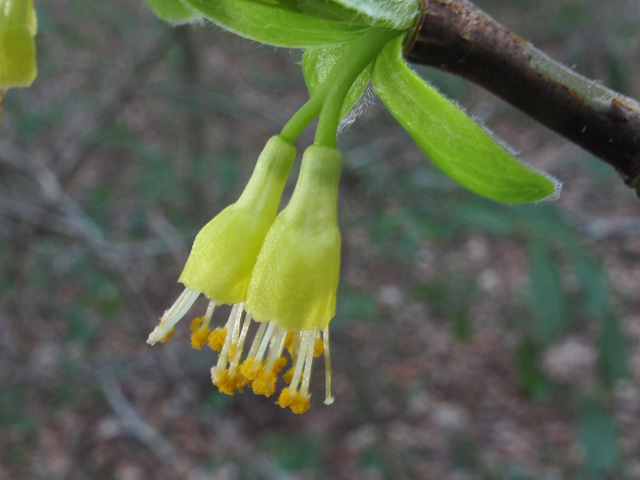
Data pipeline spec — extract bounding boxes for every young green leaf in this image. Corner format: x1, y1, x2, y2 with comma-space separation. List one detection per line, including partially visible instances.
144, 0, 202, 23
240, 0, 372, 25
303, 44, 372, 119
242, 0, 420, 30
182, 0, 369, 47
330, 0, 420, 29
372, 37, 560, 204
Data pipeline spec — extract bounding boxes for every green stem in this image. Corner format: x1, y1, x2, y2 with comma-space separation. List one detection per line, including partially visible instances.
279, 92, 325, 144
315, 28, 400, 148
280, 27, 401, 144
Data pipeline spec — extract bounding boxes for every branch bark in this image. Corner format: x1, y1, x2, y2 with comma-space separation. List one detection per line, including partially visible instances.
404, 0, 640, 195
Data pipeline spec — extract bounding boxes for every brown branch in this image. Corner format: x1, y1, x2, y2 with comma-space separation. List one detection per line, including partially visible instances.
404, 0, 640, 195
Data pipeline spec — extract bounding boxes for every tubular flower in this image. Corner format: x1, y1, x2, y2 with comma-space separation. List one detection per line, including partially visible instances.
194, 145, 340, 413
0, 0, 37, 90
246, 144, 342, 412
147, 135, 296, 345
148, 143, 340, 414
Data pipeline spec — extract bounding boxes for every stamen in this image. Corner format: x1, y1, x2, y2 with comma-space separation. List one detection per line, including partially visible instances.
299, 332, 316, 396
216, 303, 243, 370
264, 328, 286, 374
289, 331, 315, 392
323, 326, 334, 405
283, 332, 295, 352
240, 320, 270, 381
288, 392, 311, 414
246, 321, 268, 359
190, 317, 203, 331
251, 327, 285, 397
230, 302, 246, 346
276, 387, 294, 409
255, 322, 277, 364
293, 331, 302, 357
211, 304, 256, 395
147, 287, 199, 345
313, 333, 324, 357
203, 301, 216, 328
283, 366, 294, 384
152, 291, 334, 411
159, 327, 175, 343
229, 311, 253, 374
208, 328, 227, 351
190, 301, 217, 349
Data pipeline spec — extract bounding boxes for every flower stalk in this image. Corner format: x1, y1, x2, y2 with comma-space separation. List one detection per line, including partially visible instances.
280, 26, 400, 145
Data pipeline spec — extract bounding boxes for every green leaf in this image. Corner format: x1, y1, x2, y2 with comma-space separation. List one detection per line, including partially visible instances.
303, 44, 372, 119
144, 0, 202, 23
238, 0, 420, 29
372, 37, 560, 204
578, 399, 619, 478
330, 0, 420, 29
527, 240, 570, 345
240, 0, 371, 24
183, 0, 369, 47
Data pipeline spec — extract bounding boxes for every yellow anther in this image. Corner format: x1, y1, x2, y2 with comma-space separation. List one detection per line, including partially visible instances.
251, 372, 277, 397
277, 388, 310, 413
212, 368, 246, 395
208, 328, 227, 351
272, 356, 287, 375
313, 337, 324, 357
228, 344, 237, 360
276, 387, 294, 408
190, 316, 204, 331
289, 392, 311, 414
191, 327, 211, 350
284, 332, 295, 352
240, 358, 263, 380
159, 327, 175, 343
282, 367, 293, 384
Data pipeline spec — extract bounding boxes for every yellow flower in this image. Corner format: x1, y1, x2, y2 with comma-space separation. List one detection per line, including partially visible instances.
247, 145, 341, 331
206, 145, 341, 413
148, 142, 342, 414
245, 144, 342, 412
0, 0, 37, 90
147, 136, 296, 344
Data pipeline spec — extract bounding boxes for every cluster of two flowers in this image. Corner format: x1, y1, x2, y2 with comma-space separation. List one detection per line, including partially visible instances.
147, 136, 340, 414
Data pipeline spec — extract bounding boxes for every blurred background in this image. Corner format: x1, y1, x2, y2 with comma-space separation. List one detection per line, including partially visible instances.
1, 0, 640, 478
